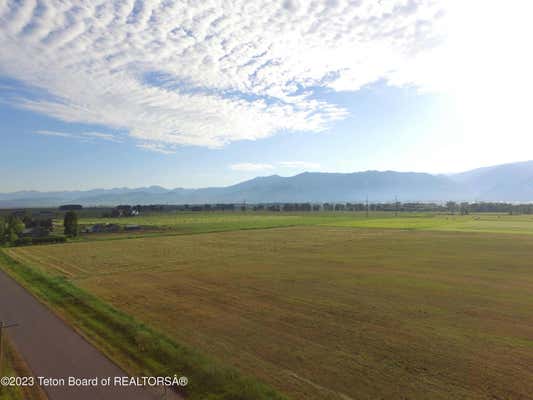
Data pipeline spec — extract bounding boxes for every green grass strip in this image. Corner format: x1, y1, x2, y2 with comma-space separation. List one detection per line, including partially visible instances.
0, 250, 287, 400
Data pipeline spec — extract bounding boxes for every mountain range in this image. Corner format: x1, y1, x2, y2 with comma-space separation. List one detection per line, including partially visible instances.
1, 161, 533, 207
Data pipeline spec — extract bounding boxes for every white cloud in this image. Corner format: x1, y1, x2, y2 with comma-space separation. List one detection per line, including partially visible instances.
136, 143, 175, 154
34, 130, 74, 138
279, 161, 320, 170
230, 163, 274, 172
83, 132, 122, 143
1, 1, 447, 148
34, 130, 121, 142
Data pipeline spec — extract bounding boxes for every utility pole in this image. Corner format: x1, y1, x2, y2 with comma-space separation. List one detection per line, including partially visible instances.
395, 195, 398, 217
0, 321, 19, 382
365, 195, 369, 218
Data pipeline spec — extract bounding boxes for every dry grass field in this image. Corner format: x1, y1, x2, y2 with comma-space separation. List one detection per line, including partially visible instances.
6, 226, 533, 400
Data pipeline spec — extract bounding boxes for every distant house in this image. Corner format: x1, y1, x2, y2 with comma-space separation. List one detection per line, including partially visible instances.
84, 224, 104, 233
111, 205, 140, 217
82, 224, 99, 233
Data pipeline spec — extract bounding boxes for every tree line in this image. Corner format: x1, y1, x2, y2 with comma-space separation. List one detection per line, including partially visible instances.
0, 211, 79, 246
93, 201, 533, 215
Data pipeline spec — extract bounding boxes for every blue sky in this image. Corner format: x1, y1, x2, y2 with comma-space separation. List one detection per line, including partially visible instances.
1, 80, 454, 191
1, 1, 532, 192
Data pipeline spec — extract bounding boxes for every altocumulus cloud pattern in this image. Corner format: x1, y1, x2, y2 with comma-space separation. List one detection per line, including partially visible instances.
0, 0, 446, 151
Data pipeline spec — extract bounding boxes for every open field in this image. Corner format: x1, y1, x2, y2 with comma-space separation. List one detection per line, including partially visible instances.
6, 225, 533, 400
78, 211, 533, 237
329, 213, 533, 235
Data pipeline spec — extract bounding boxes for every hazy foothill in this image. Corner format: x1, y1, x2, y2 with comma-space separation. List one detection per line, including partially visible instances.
1, 160, 533, 207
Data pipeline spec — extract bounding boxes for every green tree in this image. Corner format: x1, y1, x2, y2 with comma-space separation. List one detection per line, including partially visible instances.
0, 217, 5, 244
446, 201, 457, 215
64, 211, 79, 237
8, 230, 19, 243
6, 215, 24, 243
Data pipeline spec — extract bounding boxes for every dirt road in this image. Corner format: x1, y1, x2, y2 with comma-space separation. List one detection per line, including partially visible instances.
0, 268, 179, 400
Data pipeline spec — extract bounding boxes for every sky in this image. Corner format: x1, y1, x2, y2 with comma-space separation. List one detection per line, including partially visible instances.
1, 0, 532, 192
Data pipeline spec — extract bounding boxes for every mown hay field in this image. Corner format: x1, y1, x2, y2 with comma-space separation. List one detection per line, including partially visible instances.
329, 213, 533, 235
79, 211, 341, 233
78, 211, 533, 236
7, 225, 533, 400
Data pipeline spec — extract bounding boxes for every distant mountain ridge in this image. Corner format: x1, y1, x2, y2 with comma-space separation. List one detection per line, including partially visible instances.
1, 161, 533, 207
448, 160, 533, 201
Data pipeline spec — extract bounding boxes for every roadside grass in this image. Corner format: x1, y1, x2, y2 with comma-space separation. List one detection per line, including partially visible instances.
0, 251, 287, 400
0, 340, 24, 400
0, 337, 47, 400
7, 226, 533, 400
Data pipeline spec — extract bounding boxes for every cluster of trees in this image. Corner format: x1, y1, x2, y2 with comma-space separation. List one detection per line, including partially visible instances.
174, 204, 237, 212
101, 203, 242, 217
0, 215, 25, 244
0, 212, 54, 244
94, 201, 533, 217
444, 202, 533, 215
63, 211, 79, 237
23, 216, 53, 231
0, 210, 79, 246
96, 202, 450, 214
271, 201, 533, 214
445, 202, 471, 215
252, 204, 282, 212
254, 202, 446, 212
59, 204, 83, 211
466, 202, 533, 214
279, 203, 317, 212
